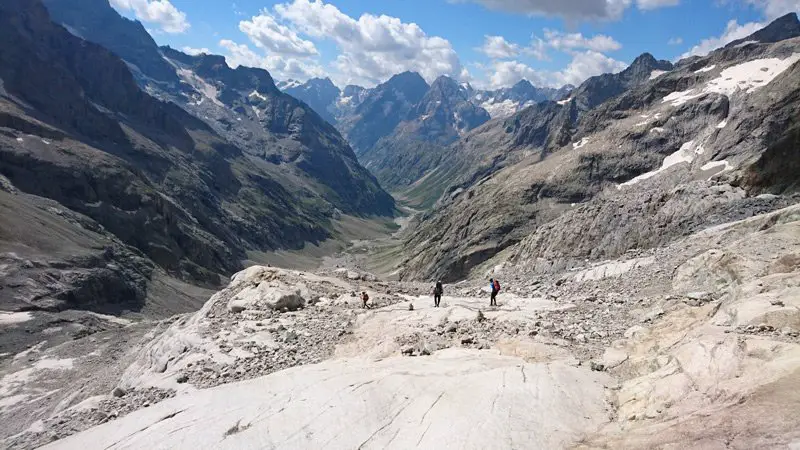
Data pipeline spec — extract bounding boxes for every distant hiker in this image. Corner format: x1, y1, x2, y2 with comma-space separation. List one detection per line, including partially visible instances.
433, 281, 443, 307
489, 278, 501, 306
361, 291, 369, 309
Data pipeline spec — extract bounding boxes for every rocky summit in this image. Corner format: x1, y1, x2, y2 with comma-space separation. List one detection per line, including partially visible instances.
2, 1, 800, 449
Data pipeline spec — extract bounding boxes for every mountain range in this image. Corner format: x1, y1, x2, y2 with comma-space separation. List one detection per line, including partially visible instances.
0, 0, 393, 327
399, 13, 800, 281
277, 72, 573, 191
3, 1, 800, 447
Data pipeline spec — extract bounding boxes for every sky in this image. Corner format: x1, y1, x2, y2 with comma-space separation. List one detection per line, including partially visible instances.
110, 0, 799, 89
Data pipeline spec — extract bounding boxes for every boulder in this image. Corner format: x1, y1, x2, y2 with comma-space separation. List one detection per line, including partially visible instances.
227, 282, 306, 313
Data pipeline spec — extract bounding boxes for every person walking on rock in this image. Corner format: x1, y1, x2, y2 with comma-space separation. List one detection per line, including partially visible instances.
361, 291, 369, 309
433, 281, 443, 307
489, 278, 500, 307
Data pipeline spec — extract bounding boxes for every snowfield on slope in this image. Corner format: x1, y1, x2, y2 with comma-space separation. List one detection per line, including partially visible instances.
41, 349, 611, 450
618, 141, 702, 188
663, 54, 800, 106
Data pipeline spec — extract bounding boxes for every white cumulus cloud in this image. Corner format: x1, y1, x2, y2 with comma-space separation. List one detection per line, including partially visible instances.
542, 29, 622, 52
182, 47, 210, 56
274, 0, 465, 86
680, 20, 765, 58
448, 0, 678, 20
239, 12, 319, 56
744, 0, 800, 20
485, 50, 627, 88
218, 39, 325, 81
477, 35, 522, 59
109, 0, 189, 33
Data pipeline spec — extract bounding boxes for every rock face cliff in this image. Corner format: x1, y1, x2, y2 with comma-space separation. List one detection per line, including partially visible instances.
0, 0, 393, 333
400, 14, 800, 282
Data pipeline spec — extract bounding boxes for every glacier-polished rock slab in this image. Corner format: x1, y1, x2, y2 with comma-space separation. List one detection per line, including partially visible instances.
44, 349, 611, 450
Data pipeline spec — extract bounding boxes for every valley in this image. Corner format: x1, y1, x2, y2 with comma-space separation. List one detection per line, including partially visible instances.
1, 0, 800, 448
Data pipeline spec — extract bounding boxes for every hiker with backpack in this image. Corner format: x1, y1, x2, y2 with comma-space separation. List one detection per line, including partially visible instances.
433, 281, 443, 307
361, 291, 369, 309
489, 278, 500, 306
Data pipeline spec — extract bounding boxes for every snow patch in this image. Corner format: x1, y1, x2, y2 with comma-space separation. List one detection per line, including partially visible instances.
650, 127, 665, 133
694, 65, 716, 74
248, 90, 268, 102
618, 140, 700, 188
717, 120, 727, 129
481, 99, 519, 118
635, 121, 648, 126
572, 137, 590, 149
734, 40, 758, 48
557, 97, 571, 105
701, 160, 733, 178
15, 137, 23, 143
0, 311, 33, 325
649, 70, 667, 80
176, 69, 223, 107
663, 54, 800, 106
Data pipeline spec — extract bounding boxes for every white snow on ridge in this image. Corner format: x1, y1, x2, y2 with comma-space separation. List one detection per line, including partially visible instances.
248, 90, 267, 102
176, 68, 223, 107
573, 137, 590, 149
694, 65, 717, 74
663, 54, 800, 107
717, 120, 728, 129
618, 140, 699, 188
557, 97, 572, 105
649, 70, 667, 80
735, 40, 759, 48
481, 99, 519, 118
650, 127, 665, 133
701, 160, 733, 173
0, 311, 32, 325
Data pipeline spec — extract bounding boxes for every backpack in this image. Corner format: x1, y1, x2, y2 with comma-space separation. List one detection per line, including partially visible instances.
493, 280, 501, 291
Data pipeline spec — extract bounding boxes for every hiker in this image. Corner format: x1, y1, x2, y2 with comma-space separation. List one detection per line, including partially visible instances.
361, 291, 369, 309
489, 278, 500, 306
433, 281, 443, 307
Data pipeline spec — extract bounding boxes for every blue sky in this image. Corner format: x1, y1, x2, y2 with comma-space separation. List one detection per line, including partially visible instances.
110, 0, 796, 88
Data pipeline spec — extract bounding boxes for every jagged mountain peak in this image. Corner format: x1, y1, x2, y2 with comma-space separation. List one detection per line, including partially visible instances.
343, 84, 366, 96
624, 52, 673, 79
379, 71, 430, 100
303, 77, 339, 89
511, 79, 535, 92
427, 75, 467, 100
728, 12, 800, 47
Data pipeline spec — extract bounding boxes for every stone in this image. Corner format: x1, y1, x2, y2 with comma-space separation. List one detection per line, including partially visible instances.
686, 291, 713, 302
111, 387, 126, 398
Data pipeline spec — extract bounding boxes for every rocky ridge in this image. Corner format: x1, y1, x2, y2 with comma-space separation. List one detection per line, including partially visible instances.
400, 14, 800, 282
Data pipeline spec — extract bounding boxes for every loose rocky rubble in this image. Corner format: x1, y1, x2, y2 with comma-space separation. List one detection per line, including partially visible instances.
5, 387, 175, 449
